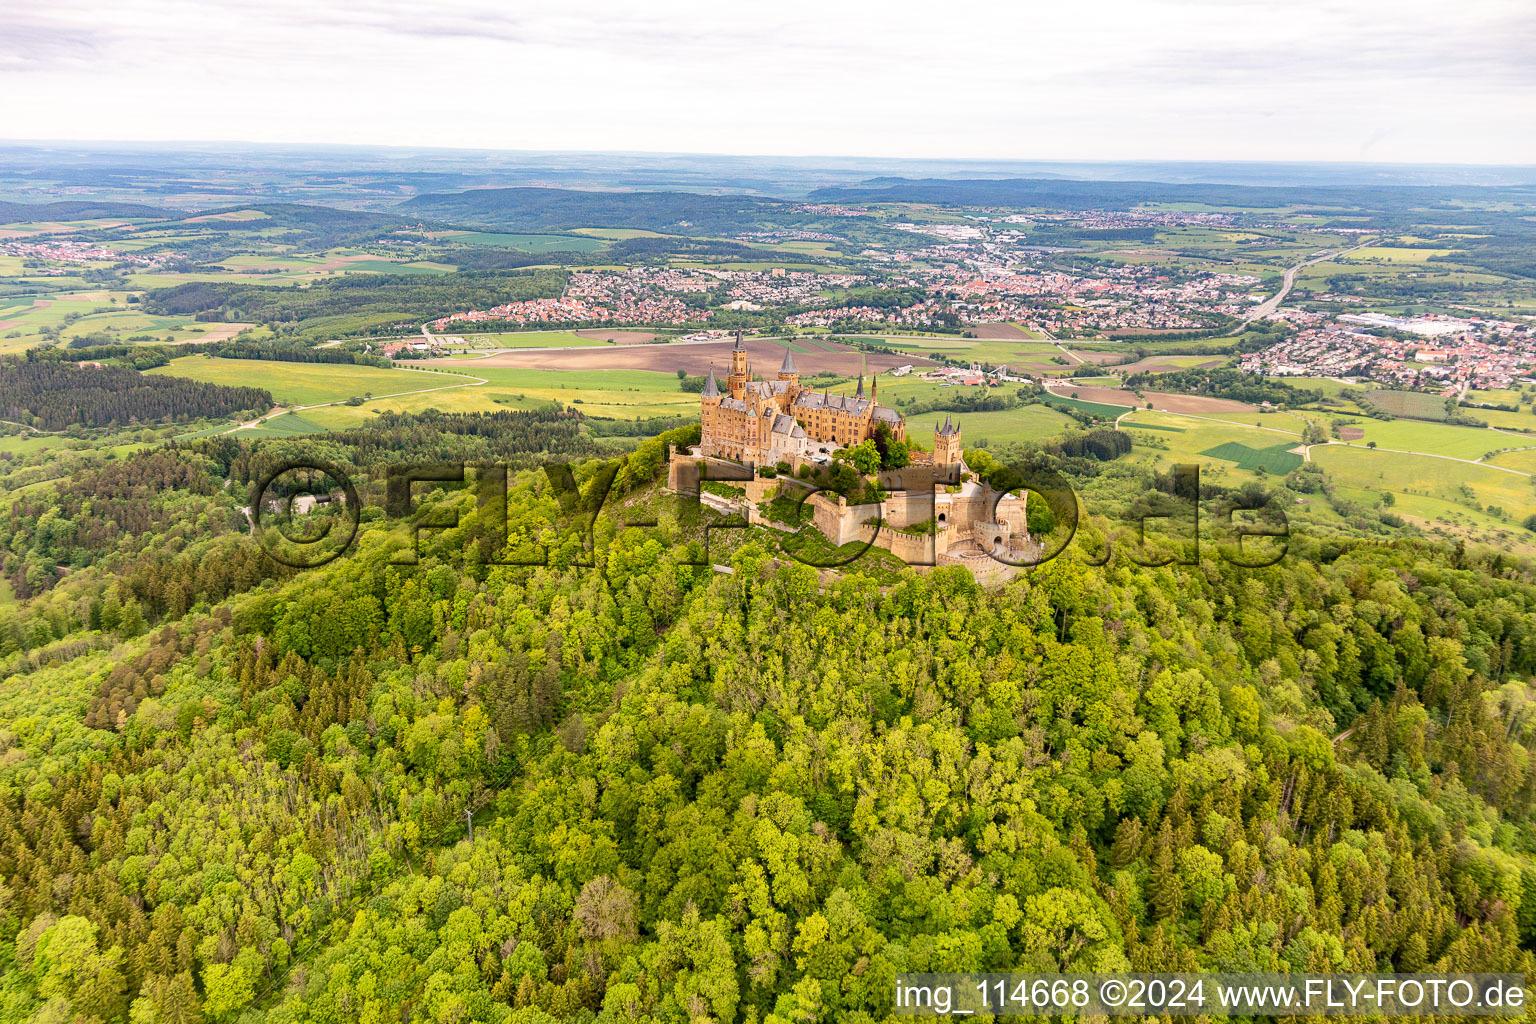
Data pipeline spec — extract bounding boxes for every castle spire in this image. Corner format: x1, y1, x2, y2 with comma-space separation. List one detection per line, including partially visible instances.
779, 346, 798, 375
701, 364, 720, 398
855, 374, 865, 399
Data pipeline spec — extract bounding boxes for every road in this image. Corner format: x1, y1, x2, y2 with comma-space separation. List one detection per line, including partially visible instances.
1244, 242, 1371, 322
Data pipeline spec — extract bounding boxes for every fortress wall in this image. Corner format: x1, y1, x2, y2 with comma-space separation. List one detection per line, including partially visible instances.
879, 490, 938, 530
880, 528, 937, 565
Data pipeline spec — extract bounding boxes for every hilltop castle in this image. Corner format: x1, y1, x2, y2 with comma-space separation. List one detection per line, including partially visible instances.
698, 332, 906, 464
676, 334, 1034, 574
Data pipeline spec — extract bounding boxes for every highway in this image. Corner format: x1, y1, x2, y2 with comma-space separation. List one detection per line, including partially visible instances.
1244, 241, 1371, 322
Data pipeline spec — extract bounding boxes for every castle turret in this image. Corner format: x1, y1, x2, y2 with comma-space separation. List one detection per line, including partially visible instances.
934, 414, 962, 466
777, 345, 799, 387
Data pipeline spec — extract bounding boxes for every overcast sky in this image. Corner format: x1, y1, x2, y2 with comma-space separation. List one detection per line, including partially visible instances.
3, 0, 1534, 164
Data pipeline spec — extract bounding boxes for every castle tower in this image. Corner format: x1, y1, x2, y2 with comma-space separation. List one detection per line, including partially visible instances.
728, 330, 749, 396
934, 414, 962, 466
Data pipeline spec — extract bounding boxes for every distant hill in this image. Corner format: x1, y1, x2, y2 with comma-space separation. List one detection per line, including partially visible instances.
399, 186, 798, 234
806, 176, 1536, 212
0, 200, 171, 224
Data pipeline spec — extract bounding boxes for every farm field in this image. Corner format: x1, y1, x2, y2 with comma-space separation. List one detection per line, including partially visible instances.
0, 293, 251, 353
1312, 444, 1536, 524
442, 331, 616, 350
147, 356, 434, 406
1486, 448, 1536, 475
968, 322, 1044, 339
945, 405, 1076, 446
1198, 409, 1317, 433
1362, 389, 1451, 420
1466, 407, 1536, 433
1047, 383, 1254, 414
1114, 354, 1227, 374
1118, 410, 1300, 481
440, 231, 606, 252
418, 337, 926, 377
1336, 418, 1512, 461
1338, 246, 1457, 264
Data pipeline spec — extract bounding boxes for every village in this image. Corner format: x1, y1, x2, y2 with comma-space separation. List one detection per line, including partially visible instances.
1239, 311, 1536, 391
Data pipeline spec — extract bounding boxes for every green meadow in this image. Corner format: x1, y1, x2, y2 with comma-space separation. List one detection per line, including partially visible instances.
443, 231, 606, 253
147, 356, 432, 406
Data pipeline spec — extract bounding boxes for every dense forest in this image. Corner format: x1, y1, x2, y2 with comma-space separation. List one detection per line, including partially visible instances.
4, 428, 1536, 1024
0, 361, 271, 431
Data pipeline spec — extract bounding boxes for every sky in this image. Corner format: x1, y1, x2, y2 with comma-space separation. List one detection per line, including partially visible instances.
3, 0, 1534, 165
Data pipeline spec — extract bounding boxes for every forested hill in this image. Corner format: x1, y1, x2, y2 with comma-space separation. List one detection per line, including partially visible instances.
4, 452, 1536, 1023
806, 177, 1536, 213
398, 187, 799, 234
0, 200, 170, 224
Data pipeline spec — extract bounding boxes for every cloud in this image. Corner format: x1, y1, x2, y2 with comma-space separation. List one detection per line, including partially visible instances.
0, 0, 1532, 163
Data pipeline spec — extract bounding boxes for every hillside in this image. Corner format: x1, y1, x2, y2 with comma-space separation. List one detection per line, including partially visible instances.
4, 442, 1536, 1023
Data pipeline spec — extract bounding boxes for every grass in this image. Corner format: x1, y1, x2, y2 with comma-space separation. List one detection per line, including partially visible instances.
147, 356, 433, 406
442, 232, 606, 253
1312, 444, 1536, 525
938, 405, 1077, 447
1042, 394, 1128, 419
1200, 440, 1304, 474
1338, 246, 1457, 264
1334, 418, 1506, 461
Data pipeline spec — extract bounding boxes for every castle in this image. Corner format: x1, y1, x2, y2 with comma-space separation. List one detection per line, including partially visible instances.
678, 334, 1035, 574
698, 332, 906, 464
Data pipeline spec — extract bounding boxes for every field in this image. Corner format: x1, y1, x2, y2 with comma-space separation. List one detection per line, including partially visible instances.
444, 331, 616, 350
573, 329, 665, 344
1045, 383, 1254, 415
1112, 354, 1227, 374
147, 356, 436, 407
968, 322, 1044, 339
0, 292, 252, 353
439, 231, 607, 253
1199, 440, 1304, 474
1118, 409, 1302, 482
932, 405, 1076, 446
1362, 389, 1451, 420
1338, 246, 1457, 264
1312, 444, 1536, 525
421, 337, 927, 376
1332, 418, 1510, 461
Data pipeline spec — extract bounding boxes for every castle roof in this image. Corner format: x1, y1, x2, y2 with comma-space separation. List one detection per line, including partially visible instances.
701, 365, 720, 398
937, 414, 959, 436
854, 375, 865, 398
795, 391, 870, 415
779, 346, 798, 374
733, 331, 746, 352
